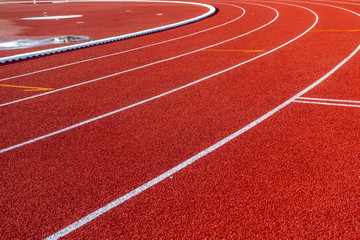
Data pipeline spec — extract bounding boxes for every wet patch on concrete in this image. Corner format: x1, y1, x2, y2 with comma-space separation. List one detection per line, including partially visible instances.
0, 35, 93, 50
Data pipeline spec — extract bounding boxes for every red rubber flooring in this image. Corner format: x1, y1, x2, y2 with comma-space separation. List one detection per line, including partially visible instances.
1, 0, 360, 239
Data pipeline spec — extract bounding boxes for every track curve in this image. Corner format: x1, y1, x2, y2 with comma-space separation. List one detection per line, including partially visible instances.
1, 0, 360, 239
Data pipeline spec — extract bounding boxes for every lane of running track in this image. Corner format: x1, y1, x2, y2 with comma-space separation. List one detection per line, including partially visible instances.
1, 2, 298, 238
0, 0, 223, 79
1, 2, 276, 238
0, 2, 247, 102
1, 0, 360, 239
72, 98, 360, 239
1, 2, 310, 148
60, 1, 360, 238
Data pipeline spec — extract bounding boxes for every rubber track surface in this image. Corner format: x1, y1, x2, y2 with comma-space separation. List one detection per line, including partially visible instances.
1, 0, 360, 239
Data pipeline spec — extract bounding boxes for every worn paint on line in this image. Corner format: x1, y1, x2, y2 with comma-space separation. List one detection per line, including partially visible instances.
0, 84, 53, 92
201, 49, 265, 52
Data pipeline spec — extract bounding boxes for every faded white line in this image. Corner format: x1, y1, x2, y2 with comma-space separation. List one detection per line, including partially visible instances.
294, 99, 360, 108
0, 2, 278, 107
0, 3, 245, 83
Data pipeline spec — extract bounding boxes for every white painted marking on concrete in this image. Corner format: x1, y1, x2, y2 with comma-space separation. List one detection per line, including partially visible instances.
21, 15, 83, 20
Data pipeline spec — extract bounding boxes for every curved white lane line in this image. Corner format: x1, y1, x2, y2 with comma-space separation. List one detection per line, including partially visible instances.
285, 0, 360, 16
43, 1, 360, 239
0, 2, 277, 107
1, 1, 318, 154
0, 3, 245, 83
0, 0, 216, 63
307, 0, 360, 6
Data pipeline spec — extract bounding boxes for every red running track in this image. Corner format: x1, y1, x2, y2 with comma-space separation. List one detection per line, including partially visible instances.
1, 0, 360, 239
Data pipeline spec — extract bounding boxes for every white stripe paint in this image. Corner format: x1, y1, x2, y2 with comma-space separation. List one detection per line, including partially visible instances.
294, 100, 360, 108
21, 15, 83, 20
298, 97, 360, 104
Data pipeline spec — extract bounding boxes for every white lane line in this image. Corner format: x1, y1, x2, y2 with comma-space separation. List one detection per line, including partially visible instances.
295, 96, 360, 107
0, 2, 278, 107
0, 3, 245, 83
45, 38, 360, 240
285, 0, 360, 17
298, 97, 360, 104
0, 2, 319, 154
294, 99, 360, 108
0, 0, 216, 63
309, 0, 360, 6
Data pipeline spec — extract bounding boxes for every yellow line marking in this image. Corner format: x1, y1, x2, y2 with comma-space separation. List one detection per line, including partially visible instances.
310, 30, 360, 32
201, 49, 265, 53
0, 84, 53, 92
